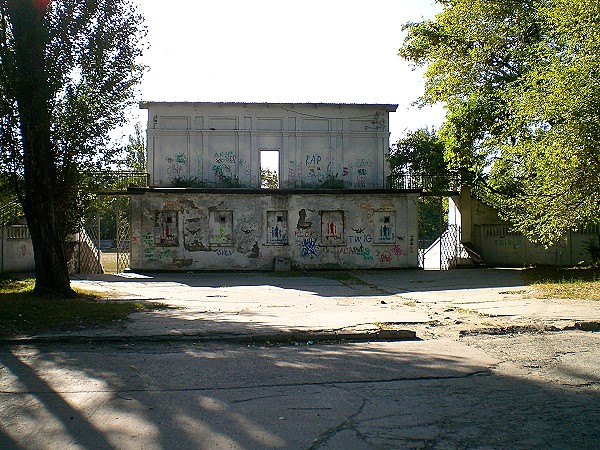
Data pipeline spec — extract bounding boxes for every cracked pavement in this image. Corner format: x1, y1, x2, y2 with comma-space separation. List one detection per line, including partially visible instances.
1, 268, 599, 448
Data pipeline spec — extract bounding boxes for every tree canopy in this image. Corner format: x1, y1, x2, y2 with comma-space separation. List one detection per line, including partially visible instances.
0, 0, 146, 296
400, 0, 600, 244
260, 168, 279, 189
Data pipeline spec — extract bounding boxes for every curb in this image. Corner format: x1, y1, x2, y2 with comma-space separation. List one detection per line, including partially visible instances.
0, 329, 418, 346
575, 321, 600, 331
459, 321, 600, 337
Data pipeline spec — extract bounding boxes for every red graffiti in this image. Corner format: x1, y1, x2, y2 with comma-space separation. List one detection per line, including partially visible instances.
392, 245, 404, 256
379, 251, 392, 263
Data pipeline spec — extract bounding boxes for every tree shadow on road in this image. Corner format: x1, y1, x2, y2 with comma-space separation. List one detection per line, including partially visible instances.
1, 329, 599, 449
72, 267, 531, 300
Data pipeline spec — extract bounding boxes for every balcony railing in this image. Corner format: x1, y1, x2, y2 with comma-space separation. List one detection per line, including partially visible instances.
387, 172, 461, 193
91, 171, 149, 193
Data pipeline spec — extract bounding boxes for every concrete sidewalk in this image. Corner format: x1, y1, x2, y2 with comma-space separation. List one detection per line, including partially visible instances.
10, 268, 600, 343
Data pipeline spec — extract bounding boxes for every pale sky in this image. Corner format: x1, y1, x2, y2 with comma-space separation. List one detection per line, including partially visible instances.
130, 0, 445, 145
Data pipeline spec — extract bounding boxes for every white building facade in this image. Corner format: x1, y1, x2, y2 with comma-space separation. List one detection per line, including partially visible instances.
130, 102, 420, 271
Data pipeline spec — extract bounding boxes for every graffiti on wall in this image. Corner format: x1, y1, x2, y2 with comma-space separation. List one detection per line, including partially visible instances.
209, 210, 233, 244
354, 158, 371, 188
373, 212, 395, 243
267, 211, 288, 245
331, 244, 373, 261
212, 151, 236, 180
495, 238, 522, 248
297, 209, 313, 230
305, 154, 324, 182
300, 238, 318, 257
376, 245, 405, 264
321, 210, 344, 245
165, 153, 188, 182
392, 245, 404, 257
144, 232, 173, 262
347, 234, 372, 245
154, 211, 179, 246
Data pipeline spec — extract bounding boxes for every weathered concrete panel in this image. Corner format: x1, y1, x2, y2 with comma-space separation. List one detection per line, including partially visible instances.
130, 190, 419, 271
142, 102, 397, 190
452, 188, 600, 267
1, 221, 35, 273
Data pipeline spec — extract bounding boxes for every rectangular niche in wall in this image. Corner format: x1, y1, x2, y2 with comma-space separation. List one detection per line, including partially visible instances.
154, 211, 179, 246
209, 210, 233, 245
266, 211, 288, 245
374, 211, 396, 244
321, 210, 344, 245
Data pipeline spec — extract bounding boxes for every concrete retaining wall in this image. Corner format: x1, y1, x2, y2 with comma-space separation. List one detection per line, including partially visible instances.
451, 188, 600, 266
130, 189, 419, 271
1, 219, 35, 273
474, 225, 600, 267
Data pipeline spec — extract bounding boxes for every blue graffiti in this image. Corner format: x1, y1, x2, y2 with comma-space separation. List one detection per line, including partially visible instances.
300, 238, 318, 257
380, 225, 392, 240
271, 225, 282, 239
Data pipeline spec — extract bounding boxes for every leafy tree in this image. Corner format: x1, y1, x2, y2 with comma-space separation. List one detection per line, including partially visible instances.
0, 0, 146, 296
389, 127, 453, 193
122, 122, 146, 173
389, 128, 449, 244
399, 0, 600, 244
261, 168, 279, 189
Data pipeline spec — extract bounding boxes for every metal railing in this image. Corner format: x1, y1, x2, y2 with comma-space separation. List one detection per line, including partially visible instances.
92, 171, 149, 193
387, 172, 461, 193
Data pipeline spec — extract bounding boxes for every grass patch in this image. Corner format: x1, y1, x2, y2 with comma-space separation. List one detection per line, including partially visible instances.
0, 276, 165, 338
523, 266, 600, 301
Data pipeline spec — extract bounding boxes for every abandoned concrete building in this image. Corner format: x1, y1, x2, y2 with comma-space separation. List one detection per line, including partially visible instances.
2, 101, 596, 274
129, 102, 420, 271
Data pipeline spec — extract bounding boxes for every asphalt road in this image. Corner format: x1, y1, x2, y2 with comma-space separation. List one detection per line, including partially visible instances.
1, 332, 599, 449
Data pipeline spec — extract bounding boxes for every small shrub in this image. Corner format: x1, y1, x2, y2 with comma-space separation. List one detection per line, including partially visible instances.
170, 176, 208, 188
583, 237, 600, 266
320, 174, 344, 189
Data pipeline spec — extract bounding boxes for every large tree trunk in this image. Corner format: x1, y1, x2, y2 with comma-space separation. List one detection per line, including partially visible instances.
7, 0, 74, 297
22, 199, 73, 298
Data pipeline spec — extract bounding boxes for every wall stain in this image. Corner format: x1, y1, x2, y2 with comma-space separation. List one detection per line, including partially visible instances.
173, 258, 194, 268
185, 218, 202, 235
249, 242, 260, 258
297, 209, 313, 229
185, 241, 212, 252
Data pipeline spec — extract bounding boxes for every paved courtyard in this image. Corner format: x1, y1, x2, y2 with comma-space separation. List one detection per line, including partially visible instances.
1, 268, 599, 449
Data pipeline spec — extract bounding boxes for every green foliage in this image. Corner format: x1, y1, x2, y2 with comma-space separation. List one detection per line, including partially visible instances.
523, 266, 600, 300
583, 237, 600, 267
260, 168, 279, 189
0, 277, 164, 337
419, 196, 448, 245
0, 0, 146, 295
121, 122, 146, 172
219, 175, 241, 188
399, 0, 600, 244
170, 176, 208, 188
320, 173, 344, 189
391, 128, 445, 172
390, 127, 456, 193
